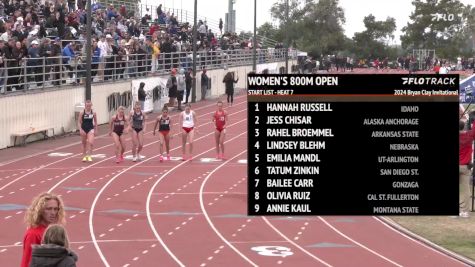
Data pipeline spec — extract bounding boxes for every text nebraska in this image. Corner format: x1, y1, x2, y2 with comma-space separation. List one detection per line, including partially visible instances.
267, 141, 325, 150
371, 131, 419, 138
267, 153, 320, 163
267, 179, 314, 187
267, 191, 311, 200
390, 144, 419, 150
267, 166, 319, 175
373, 206, 419, 214
266, 204, 311, 213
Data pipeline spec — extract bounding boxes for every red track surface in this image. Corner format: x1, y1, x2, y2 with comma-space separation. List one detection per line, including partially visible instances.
0, 94, 471, 266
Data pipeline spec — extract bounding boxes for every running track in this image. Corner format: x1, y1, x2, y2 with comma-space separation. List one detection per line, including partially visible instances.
0, 94, 472, 266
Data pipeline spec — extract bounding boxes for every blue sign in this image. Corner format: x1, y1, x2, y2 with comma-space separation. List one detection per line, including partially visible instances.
460, 74, 475, 103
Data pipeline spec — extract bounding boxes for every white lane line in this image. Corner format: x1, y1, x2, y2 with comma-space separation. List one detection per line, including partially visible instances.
146, 123, 248, 267
263, 217, 333, 266
318, 217, 403, 267
199, 150, 258, 267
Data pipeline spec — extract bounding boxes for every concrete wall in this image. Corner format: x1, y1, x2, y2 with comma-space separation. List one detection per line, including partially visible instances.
0, 60, 294, 149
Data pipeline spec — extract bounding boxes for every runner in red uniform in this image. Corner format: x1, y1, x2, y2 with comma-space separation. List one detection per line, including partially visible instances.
212, 101, 228, 159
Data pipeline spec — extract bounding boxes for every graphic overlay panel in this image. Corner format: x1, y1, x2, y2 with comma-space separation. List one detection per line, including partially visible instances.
247, 74, 459, 216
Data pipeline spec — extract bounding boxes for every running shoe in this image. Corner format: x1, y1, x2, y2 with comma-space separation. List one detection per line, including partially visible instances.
188, 155, 193, 161
137, 154, 142, 161
167, 155, 171, 161
216, 154, 221, 160
132, 156, 137, 162
120, 154, 124, 162
115, 157, 120, 164
220, 154, 226, 160
159, 155, 163, 162
181, 155, 186, 161
460, 211, 470, 218
82, 156, 87, 162
87, 156, 93, 162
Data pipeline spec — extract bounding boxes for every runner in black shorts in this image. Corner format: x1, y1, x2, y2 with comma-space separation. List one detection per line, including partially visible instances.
130, 101, 146, 162
78, 100, 97, 162
153, 105, 172, 162
109, 106, 129, 163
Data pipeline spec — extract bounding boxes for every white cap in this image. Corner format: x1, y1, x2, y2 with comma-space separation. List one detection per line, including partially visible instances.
31, 40, 39, 45
106, 34, 113, 39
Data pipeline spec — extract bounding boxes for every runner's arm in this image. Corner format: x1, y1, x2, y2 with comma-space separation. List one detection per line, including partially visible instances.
93, 112, 98, 135
77, 111, 84, 133
153, 117, 159, 135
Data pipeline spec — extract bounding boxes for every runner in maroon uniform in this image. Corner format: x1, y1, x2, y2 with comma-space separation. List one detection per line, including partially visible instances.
212, 101, 228, 159
109, 106, 129, 163
153, 106, 173, 162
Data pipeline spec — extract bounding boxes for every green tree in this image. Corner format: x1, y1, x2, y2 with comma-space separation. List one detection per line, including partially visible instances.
401, 0, 472, 58
270, 0, 347, 57
352, 14, 396, 59
257, 22, 279, 42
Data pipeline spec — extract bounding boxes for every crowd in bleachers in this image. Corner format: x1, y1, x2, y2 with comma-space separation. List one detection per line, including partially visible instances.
0, 0, 285, 92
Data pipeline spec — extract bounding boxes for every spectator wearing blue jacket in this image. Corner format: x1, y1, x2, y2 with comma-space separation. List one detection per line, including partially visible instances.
62, 43, 75, 80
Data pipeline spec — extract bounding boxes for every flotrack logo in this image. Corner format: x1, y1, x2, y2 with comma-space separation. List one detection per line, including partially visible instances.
402, 77, 456, 85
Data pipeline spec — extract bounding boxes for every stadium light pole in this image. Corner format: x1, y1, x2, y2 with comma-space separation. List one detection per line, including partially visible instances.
191, 0, 197, 103
252, 0, 256, 71
85, 0, 92, 101
285, 0, 289, 74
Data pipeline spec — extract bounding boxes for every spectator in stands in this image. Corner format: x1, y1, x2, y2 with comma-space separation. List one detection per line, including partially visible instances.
0, 40, 5, 92
62, 42, 75, 78
67, 0, 76, 13
459, 120, 475, 218
27, 39, 42, 87
30, 224, 78, 267
219, 18, 223, 34
50, 37, 62, 85
91, 39, 100, 80
156, 4, 163, 17
21, 192, 66, 267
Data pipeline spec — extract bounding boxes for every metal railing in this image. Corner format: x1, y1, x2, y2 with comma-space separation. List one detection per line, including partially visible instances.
0, 48, 294, 94
93, 0, 279, 48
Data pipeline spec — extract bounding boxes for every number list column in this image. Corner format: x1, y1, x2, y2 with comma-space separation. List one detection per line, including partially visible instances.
248, 102, 263, 215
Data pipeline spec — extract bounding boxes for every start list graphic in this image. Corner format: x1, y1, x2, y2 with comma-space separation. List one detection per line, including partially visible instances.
247, 74, 459, 216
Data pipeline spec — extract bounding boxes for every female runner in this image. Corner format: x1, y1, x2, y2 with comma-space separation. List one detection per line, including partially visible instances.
130, 102, 146, 162
78, 100, 97, 162
153, 106, 172, 162
212, 101, 228, 159
178, 104, 198, 161
109, 106, 129, 163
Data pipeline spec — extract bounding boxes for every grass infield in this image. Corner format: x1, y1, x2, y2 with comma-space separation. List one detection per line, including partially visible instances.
390, 212, 475, 261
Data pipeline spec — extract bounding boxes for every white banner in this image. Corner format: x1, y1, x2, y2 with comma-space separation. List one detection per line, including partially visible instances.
257, 63, 279, 74
131, 77, 170, 113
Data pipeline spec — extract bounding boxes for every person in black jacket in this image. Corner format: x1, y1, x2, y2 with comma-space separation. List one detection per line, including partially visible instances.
201, 68, 209, 101
29, 224, 78, 267
185, 68, 192, 104
222, 71, 238, 106
137, 82, 146, 112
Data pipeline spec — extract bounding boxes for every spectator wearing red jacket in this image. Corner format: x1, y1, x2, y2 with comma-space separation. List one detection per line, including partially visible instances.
459, 120, 475, 218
